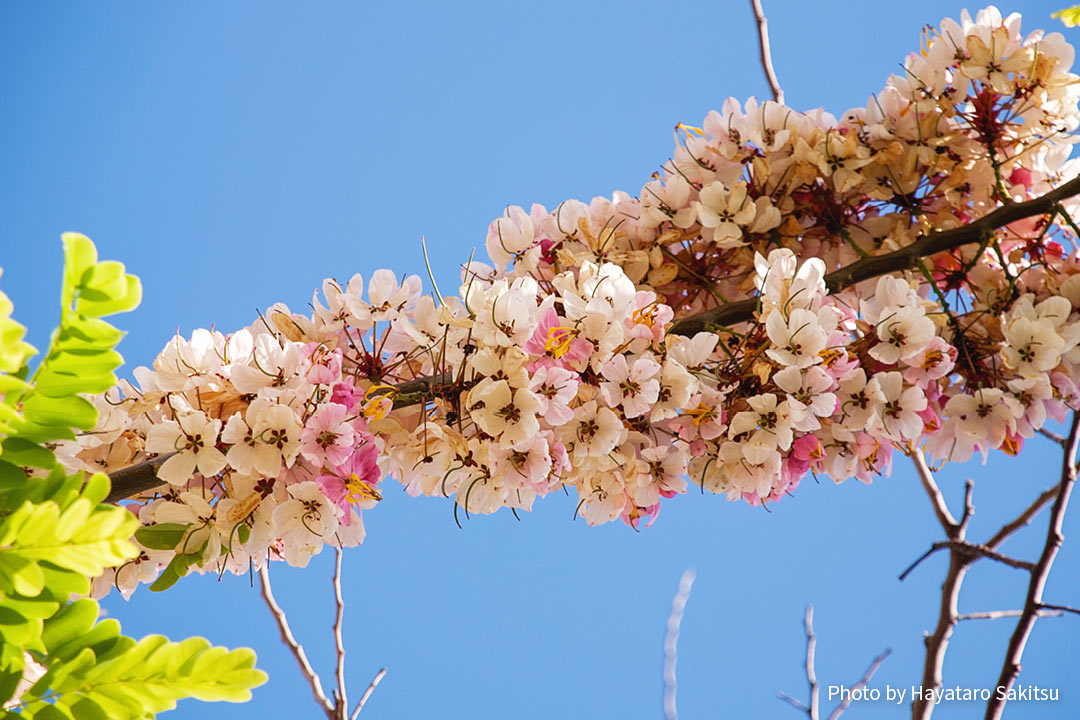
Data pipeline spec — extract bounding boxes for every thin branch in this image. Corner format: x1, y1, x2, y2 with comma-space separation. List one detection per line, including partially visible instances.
749, 0, 784, 104
986, 411, 1080, 720
957, 609, 1064, 621
985, 483, 1061, 551
333, 547, 348, 719
777, 605, 818, 720
1037, 427, 1065, 445
912, 457, 967, 720
826, 648, 891, 720
260, 565, 335, 720
900, 540, 1034, 581
804, 605, 820, 720
350, 668, 387, 720
663, 569, 696, 720
777, 693, 810, 714
912, 450, 959, 536
1037, 602, 1080, 617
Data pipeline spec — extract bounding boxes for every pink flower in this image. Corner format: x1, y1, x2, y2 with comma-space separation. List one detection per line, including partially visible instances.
299, 403, 355, 468
303, 342, 343, 385
330, 377, 363, 411
317, 445, 382, 526
523, 307, 591, 369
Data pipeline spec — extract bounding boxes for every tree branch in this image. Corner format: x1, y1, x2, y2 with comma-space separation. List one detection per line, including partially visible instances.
826, 647, 891, 720
777, 605, 819, 720
663, 569, 696, 720
986, 411, 1080, 720
260, 565, 335, 720
911, 458, 968, 720
332, 547, 348, 719
669, 175, 1080, 336
749, 0, 784, 104
349, 668, 386, 720
104, 177, 1080, 504
985, 483, 1061, 551
912, 450, 958, 536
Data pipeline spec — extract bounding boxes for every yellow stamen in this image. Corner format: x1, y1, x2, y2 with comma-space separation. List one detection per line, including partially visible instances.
922, 349, 944, 371
631, 302, 658, 329
684, 403, 715, 427
346, 472, 383, 504
544, 326, 579, 359
362, 384, 397, 421
818, 348, 843, 367
1001, 434, 1022, 457
676, 123, 705, 137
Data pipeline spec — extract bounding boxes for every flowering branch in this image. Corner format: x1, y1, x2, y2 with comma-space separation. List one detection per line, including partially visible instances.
102, 172, 1080, 506
749, 0, 784, 104
986, 411, 1080, 719
669, 174, 1080, 337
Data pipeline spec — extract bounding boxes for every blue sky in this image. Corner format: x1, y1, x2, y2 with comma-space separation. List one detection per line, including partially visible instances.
2, 1, 1076, 717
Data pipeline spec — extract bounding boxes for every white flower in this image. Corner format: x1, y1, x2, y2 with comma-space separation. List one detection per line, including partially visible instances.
836, 369, 884, 432
146, 412, 227, 485
774, 366, 836, 432
695, 181, 755, 247
561, 401, 627, 460
599, 355, 661, 418
728, 393, 793, 465
468, 378, 543, 450
528, 366, 578, 426
870, 305, 936, 364
271, 481, 339, 568
766, 308, 827, 368
873, 372, 926, 442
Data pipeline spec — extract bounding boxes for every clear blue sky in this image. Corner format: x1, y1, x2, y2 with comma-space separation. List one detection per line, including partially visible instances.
2, 1, 1076, 717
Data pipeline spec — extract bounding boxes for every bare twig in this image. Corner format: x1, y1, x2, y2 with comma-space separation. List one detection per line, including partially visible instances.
778, 692, 811, 713
350, 668, 386, 720
987, 412, 1080, 719
911, 457, 968, 720
826, 648, 891, 720
333, 548, 348, 719
804, 605, 820, 720
260, 565, 335, 720
912, 450, 958, 535
777, 605, 819, 720
1037, 427, 1065, 445
985, 483, 1061, 551
1037, 602, 1080, 617
749, 0, 784, 103
663, 569, 696, 720
957, 609, 1064, 621
900, 539, 1036, 581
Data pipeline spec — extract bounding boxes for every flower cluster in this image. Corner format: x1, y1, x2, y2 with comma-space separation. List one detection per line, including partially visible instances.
56, 7, 1080, 596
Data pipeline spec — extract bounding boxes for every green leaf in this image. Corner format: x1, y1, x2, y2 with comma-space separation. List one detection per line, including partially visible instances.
0, 554, 45, 597
75, 276, 141, 318
1053, 5, 1080, 26
148, 552, 199, 593
19, 395, 97, 432
134, 524, 190, 551
0, 439, 54, 470
0, 499, 138, 579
